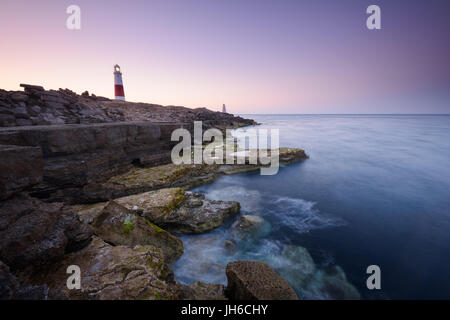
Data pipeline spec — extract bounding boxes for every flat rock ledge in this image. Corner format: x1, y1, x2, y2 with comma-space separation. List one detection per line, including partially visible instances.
85, 147, 308, 202
75, 188, 241, 234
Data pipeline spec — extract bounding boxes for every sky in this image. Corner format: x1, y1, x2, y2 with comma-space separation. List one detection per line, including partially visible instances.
1, 0, 449, 113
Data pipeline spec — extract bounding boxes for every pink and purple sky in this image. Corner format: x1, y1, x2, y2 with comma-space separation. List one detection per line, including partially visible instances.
1, 0, 449, 113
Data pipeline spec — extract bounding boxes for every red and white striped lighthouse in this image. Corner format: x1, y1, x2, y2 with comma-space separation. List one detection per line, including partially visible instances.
113, 64, 125, 101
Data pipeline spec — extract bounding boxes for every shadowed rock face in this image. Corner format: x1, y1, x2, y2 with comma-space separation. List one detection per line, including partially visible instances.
0, 122, 193, 203
92, 201, 184, 264
0, 260, 67, 300
28, 236, 182, 300
0, 145, 43, 200
0, 193, 92, 270
225, 261, 299, 300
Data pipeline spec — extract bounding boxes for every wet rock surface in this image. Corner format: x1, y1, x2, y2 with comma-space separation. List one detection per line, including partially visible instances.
225, 261, 298, 300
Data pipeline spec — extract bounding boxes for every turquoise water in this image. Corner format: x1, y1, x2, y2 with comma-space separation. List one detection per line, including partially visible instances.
173, 115, 450, 299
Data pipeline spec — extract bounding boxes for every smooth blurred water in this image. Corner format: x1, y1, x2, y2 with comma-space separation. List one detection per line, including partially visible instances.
173, 115, 450, 299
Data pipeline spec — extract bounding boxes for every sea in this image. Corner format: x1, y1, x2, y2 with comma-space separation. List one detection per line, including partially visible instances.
173, 114, 450, 299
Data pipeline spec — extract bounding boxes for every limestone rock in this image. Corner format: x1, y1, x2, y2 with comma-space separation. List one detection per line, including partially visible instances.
73, 202, 107, 224
92, 201, 184, 263
224, 240, 237, 254
87, 147, 308, 204
225, 261, 298, 300
180, 281, 226, 300
0, 260, 66, 300
0, 114, 15, 126
232, 215, 265, 231
20, 84, 45, 92
113, 188, 240, 234
10, 92, 28, 102
0, 193, 92, 270
0, 106, 13, 115
0, 144, 43, 200
0, 85, 255, 130
164, 191, 240, 234
231, 215, 271, 240
12, 106, 29, 119
115, 188, 187, 222
29, 236, 182, 300
15, 118, 32, 126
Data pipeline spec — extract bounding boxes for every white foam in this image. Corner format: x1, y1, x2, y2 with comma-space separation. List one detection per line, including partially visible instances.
272, 197, 346, 233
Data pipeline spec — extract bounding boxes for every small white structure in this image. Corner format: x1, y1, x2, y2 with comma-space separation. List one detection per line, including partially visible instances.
222, 104, 227, 113
114, 64, 125, 101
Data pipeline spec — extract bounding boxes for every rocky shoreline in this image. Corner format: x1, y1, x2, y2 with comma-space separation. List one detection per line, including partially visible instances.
0, 85, 358, 300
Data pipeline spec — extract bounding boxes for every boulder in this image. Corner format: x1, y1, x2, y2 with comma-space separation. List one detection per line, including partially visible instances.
73, 202, 108, 224
0, 193, 92, 270
161, 191, 240, 234
0, 145, 43, 200
231, 215, 271, 240
224, 240, 237, 254
115, 188, 187, 221
92, 201, 183, 263
114, 188, 240, 234
28, 236, 182, 300
20, 84, 45, 92
232, 215, 264, 231
225, 261, 298, 300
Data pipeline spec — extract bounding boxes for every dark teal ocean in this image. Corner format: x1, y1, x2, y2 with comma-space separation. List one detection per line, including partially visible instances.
173, 114, 450, 299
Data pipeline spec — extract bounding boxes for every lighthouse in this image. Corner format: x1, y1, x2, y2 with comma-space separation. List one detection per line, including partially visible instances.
114, 64, 125, 101
222, 104, 227, 113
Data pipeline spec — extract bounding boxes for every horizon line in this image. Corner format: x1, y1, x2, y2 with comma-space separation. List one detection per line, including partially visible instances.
234, 113, 450, 116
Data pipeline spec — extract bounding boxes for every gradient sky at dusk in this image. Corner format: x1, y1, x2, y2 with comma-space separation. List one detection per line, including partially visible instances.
1, 0, 449, 113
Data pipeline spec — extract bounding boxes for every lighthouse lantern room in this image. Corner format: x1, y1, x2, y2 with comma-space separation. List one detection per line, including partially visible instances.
114, 64, 125, 101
